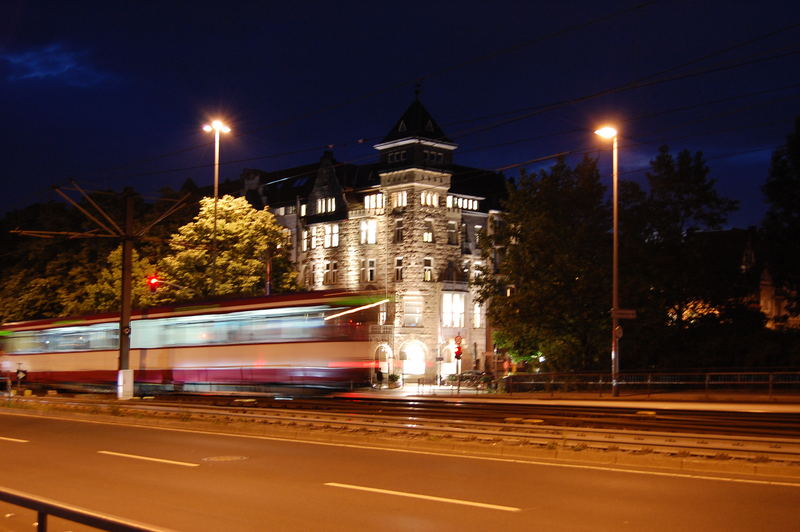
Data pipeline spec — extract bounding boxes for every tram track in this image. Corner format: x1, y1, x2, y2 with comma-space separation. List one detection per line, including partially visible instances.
153, 395, 800, 439
5, 394, 800, 467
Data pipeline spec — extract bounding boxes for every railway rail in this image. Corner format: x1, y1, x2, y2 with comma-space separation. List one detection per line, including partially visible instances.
155, 395, 800, 438
4, 395, 800, 466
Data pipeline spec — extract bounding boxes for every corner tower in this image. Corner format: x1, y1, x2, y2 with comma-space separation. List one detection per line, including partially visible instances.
373, 98, 466, 380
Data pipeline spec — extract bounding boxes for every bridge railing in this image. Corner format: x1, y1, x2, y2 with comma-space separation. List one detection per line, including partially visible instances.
0, 486, 169, 532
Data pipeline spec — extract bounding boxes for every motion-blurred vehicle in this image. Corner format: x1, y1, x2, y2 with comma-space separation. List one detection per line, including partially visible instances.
0, 290, 388, 394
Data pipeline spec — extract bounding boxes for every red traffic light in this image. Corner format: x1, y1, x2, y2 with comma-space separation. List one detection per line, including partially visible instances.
454, 345, 462, 360
147, 274, 161, 292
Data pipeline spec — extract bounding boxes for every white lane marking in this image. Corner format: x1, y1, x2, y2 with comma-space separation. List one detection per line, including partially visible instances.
5, 410, 800, 488
325, 482, 521, 512
97, 450, 199, 467
0, 436, 28, 443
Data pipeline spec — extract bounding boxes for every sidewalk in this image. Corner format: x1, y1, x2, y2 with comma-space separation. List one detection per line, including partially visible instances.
336, 385, 800, 413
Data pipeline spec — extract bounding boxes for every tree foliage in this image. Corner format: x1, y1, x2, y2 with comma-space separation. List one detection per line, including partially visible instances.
475, 156, 610, 371
62, 246, 158, 315
157, 195, 297, 301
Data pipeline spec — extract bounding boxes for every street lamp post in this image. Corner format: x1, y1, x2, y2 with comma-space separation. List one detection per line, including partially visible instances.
202, 120, 231, 295
595, 126, 620, 397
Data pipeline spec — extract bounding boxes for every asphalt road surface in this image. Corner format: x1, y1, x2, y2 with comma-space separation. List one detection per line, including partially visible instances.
0, 411, 798, 531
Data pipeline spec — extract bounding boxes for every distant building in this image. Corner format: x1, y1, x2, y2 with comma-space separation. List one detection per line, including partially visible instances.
241, 98, 508, 381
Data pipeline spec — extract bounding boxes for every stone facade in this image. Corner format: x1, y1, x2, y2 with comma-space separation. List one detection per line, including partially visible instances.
241, 99, 507, 382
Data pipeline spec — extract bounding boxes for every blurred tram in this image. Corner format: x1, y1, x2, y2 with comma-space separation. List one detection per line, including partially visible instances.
0, 290, 390, 394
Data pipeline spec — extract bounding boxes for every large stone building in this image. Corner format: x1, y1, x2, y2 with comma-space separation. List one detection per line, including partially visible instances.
242, 98, 507, 382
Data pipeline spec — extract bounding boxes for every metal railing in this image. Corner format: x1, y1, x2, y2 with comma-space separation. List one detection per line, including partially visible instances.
497, 371, 800, 398
0, 486, 170, 531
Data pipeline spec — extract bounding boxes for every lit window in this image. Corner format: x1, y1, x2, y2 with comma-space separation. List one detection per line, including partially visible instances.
311, 226, 318, 249
300, 204, 307, 216
420, 191, 439, 207
316, 197, 336, 214
393, 191, 408, 208
323, 224, 339, 248
442, 293, 465, 328
446, 195, 453, 208
365, 193, 384, 210
324, 261, 338, 285
360, 219, 377, 244
302, 230, 308, 251
474, 303, 482, 328
403, 297, 423, 327
474, 225, 482, 244
423, 257, 433, 282
423, 220, 434, 243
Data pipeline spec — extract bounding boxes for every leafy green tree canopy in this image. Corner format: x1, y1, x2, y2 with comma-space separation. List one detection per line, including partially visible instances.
158, 195, 297, 300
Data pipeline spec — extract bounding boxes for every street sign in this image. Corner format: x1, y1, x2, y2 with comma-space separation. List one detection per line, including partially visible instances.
613, 308, 637, 320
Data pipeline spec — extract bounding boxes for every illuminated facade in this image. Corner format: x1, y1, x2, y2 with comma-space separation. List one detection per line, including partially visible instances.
241, 98, 507, 381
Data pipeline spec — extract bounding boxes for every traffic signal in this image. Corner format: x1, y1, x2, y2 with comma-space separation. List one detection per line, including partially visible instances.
454, 345, 462, 360
146, 274, 161, 292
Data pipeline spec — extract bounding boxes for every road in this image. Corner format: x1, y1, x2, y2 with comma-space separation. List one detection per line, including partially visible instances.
0, 411, 798, 531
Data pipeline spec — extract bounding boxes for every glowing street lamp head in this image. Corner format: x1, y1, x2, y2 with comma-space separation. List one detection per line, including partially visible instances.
594, 126, 618, 139
203, 120, 231, 134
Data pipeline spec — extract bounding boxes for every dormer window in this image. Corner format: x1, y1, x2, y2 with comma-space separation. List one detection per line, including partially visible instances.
387, 151, 407, 163
364, 193, 384, 210
423, 150, 444, 163
316, 197, 336, 214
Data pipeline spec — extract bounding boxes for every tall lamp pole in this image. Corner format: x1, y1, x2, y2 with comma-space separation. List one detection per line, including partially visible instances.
595, 126, 620, 397
202, 119, 231, 295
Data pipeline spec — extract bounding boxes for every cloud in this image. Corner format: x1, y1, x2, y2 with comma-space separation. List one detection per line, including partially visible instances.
1, 43, 110, 87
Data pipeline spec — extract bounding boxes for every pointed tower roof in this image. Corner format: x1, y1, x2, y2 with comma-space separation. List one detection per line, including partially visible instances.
381, 98, 452, 143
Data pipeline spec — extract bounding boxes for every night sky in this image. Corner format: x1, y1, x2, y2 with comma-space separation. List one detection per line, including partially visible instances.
2, 0, 799, 228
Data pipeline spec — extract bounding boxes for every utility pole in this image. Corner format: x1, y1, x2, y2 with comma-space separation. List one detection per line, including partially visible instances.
118, 191, 135, 398
13, 182, 189, 400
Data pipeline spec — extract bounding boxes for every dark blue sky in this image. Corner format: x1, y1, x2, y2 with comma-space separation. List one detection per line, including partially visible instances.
2, 0, 799, 228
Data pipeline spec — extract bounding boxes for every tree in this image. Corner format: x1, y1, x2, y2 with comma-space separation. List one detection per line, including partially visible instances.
762, 117, 800, 317
618, 146, 746, 369
475, 156, 610, 371
157, 195, 297, 300
60, 246, 158, 315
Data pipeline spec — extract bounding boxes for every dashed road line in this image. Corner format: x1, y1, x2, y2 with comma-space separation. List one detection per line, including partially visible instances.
0, 436, 28, 443
324, 482, 521, 512
97, 450, 199, 467
5, 411, 799, 487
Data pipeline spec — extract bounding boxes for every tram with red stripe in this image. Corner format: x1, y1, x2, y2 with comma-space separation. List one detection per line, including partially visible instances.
1, 290, 389, 394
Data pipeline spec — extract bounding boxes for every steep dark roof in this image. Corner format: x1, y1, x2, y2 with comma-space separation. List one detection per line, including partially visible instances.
449, 164, 508, 211
382, 99, 452, 143
243, 155, 381, 207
